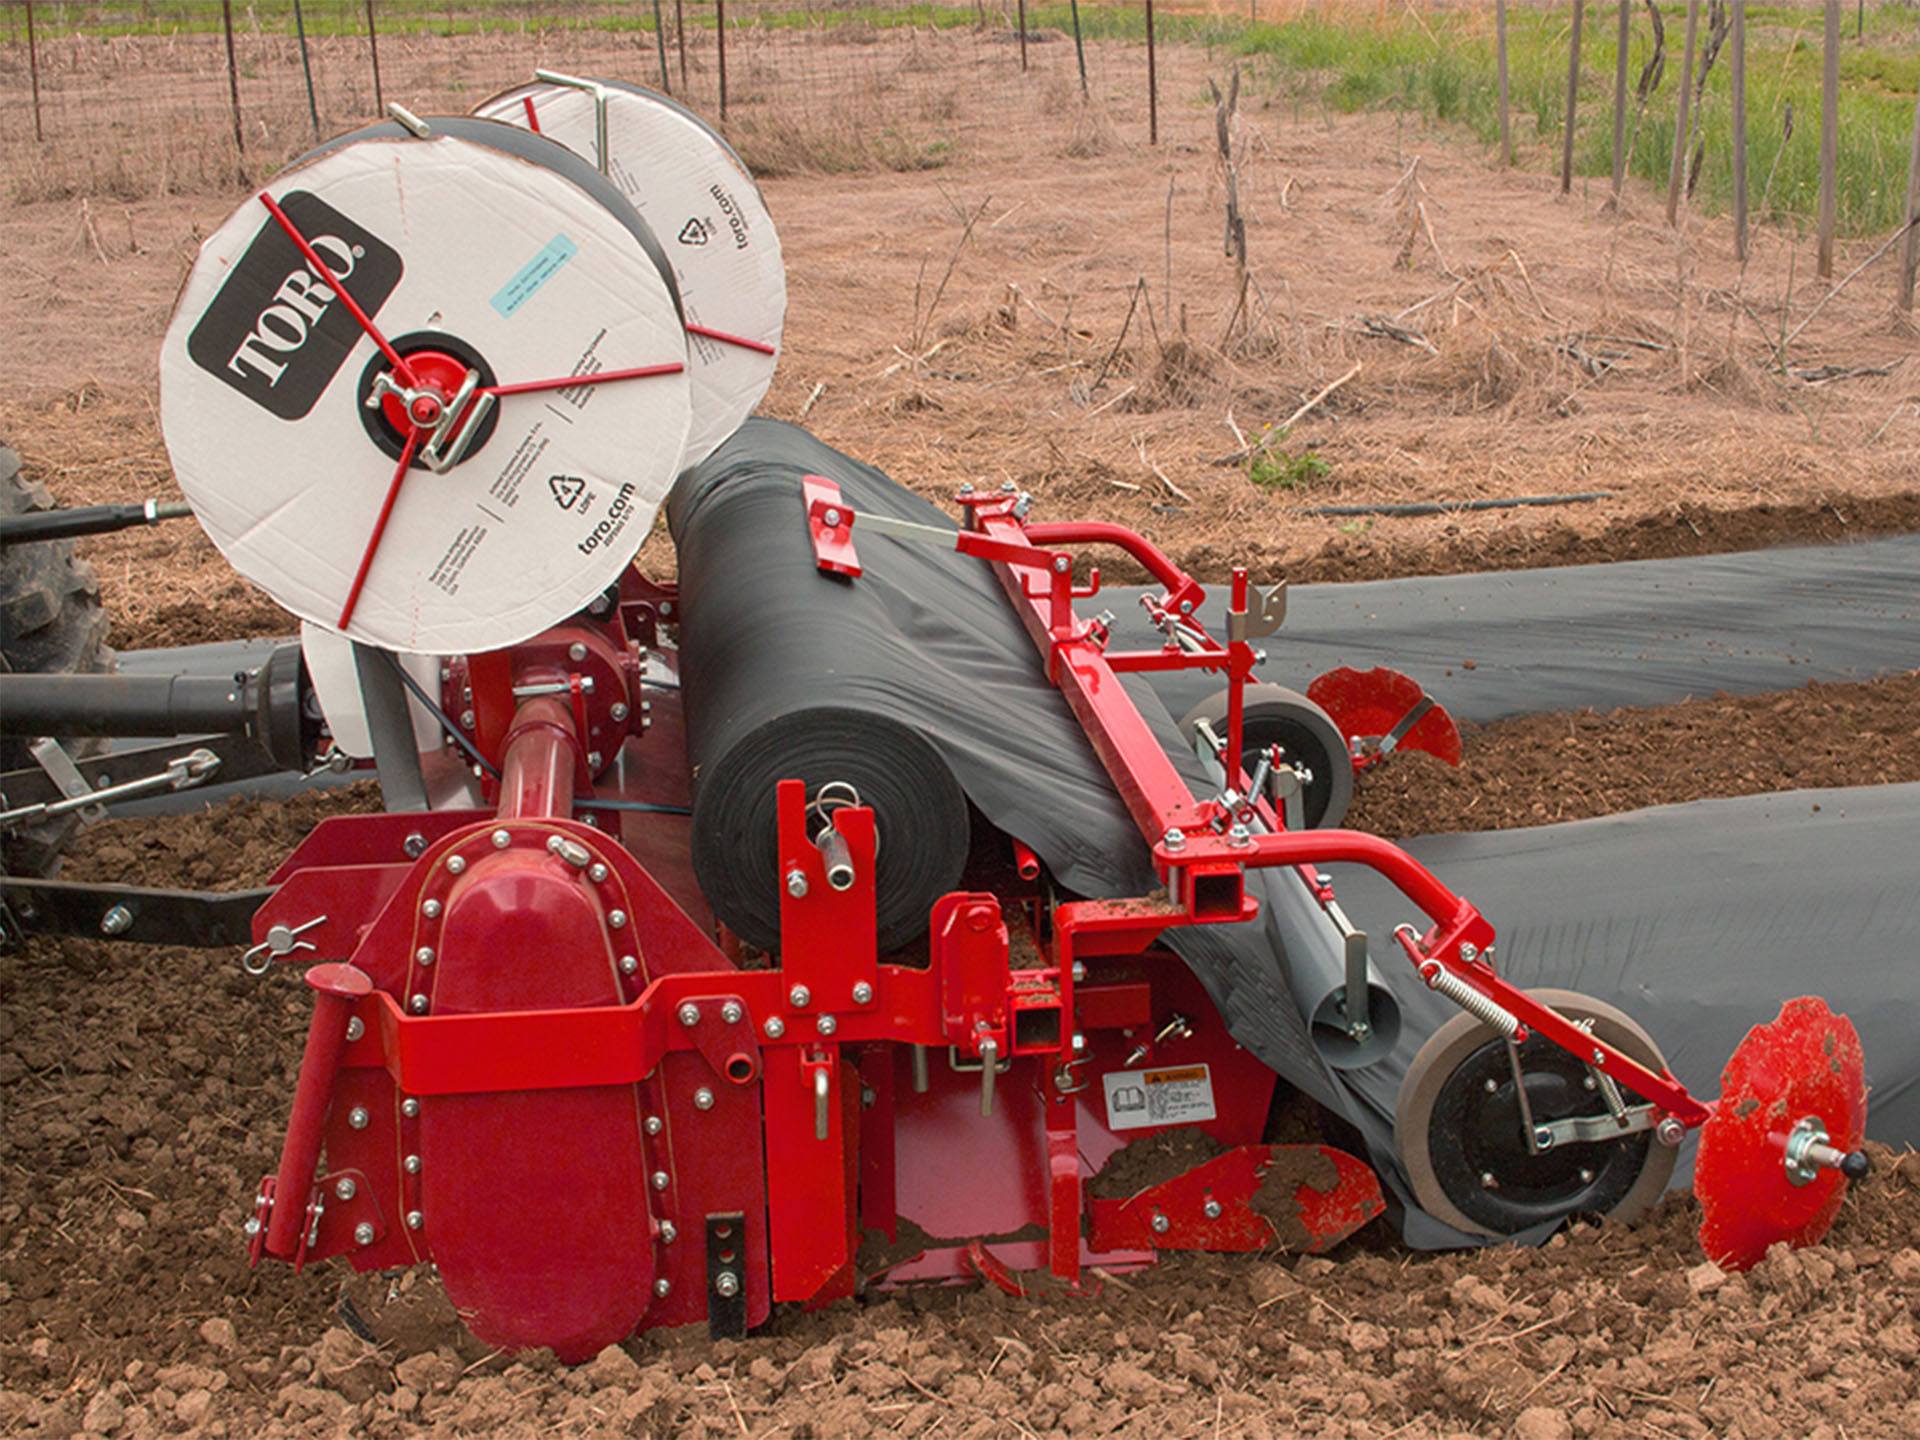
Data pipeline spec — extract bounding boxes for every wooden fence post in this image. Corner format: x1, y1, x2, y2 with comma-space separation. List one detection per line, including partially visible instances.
1495, 0, 1512, 165
366, 0, 384, 113
222, 0, 246, 157
1017, 0, 1028, 72
1562, 0, 1585, 194
1731, 0, 1747, 259
717, 0, 729, 119
1665, 0, 1700, 225
1610, 0, 1630, 202
1817, 0, 1838, 277
1147, 0, 1159, 145
1901, 81, 1920, 311
292, 0, 321, 141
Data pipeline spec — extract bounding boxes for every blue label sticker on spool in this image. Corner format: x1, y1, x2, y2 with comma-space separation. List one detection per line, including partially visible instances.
491, 235, 578, 318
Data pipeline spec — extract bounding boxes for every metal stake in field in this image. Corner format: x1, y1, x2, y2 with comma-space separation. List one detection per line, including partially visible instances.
652, 0, 672, 92
1817, 0, 1839, 277
718, 0, 729, 119
676, 0, 689, 91
1731, 0, 1748, 261
1562, 0, 1586, 194
1495, 0, 1512, 166
365, 0, 384, 112
1018, 0, 1029, 72
1900, 79, 1920, 311
293, 0, 321, 142
221, 0, 246, 158
1665, 0, 1700, 226
1610, 0, 1630, 203
23, 0, 43, 144
1070, 0, 1089, 99
1147, 0, 1159, 145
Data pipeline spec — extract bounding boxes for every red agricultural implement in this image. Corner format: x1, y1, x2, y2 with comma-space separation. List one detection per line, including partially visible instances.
0, 86, 1870, 1362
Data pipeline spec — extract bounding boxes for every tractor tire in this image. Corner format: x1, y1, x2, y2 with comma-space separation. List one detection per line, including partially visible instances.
0, 444, 116, 876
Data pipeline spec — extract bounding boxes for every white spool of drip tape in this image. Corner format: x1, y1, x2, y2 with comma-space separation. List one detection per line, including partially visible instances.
474, 77, 784, 466
159, 118, 692, 655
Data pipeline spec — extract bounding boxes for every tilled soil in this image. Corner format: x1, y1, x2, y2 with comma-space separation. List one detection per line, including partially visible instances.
4, 684, 1920, 1436
1348, 670, 1920, 840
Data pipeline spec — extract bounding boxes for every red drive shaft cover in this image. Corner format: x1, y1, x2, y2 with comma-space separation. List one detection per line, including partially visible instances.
1695, 996, 1868, 1271
416, 832, 656, 1360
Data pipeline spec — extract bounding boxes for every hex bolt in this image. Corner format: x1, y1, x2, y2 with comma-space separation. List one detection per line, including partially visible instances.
1179, 599, 1194, 614
1227, 824, 1252, 847
1051, 555, 1070, 574
644, 1115, 664, 1136
422, 898, 442, 919
345, 1017, 365, 1042
1163, 828, 1187, 853
1484, 1077, 1500, 1093
1533, 1126, 1555, 1151
694, 1088, 715, 1111
406, 1210, 424, 1231
816, 1014, 838, 1036
714, 1270, 740, 1298
721, 1000, 744, 1025
404, 832, 428, 859
822, 507, 842, 527
1071, 1033, 1087, 1054
415, 947, 435, 966
660, 1220, 677, 1244
1655, 1117, 1687, 1148
1459, 943, 1478, 963
446, 855, 467, 875
100, 904, 133, 936
1591, 1049, 1606, 1066
587, 751, 602, 769
335, 1178, 357, 1200
405, 1154, 422, 1175
608, 910, 628, 929
568, 642, 589, 662
348, 1107, 370, 1130
354, 1222, 375, 1246
1202, 1198, 1223, 1219
1480, 1172, 1498, 1189
1579, 1167, 1596, 1184
654, 1277, 672, 1297
244, 1217, 262, 1239
1071, 961, 1086, 982
851, 982, 873, 1006
589, 863, 609, 883
1150, 1212, 1170, 1234
410, 994, 429, 1014
620, 955, 639, 975
678, 1002, 702, 1028
788, 984, 812, 1008
610, 702, 630, 723
401, 1098, 421, 1118
764, 1017, 786, 1039
492, 829, 512, 849
459, 710, 475, 730
785, 870, 809, 899
651, 1171, 670, 1191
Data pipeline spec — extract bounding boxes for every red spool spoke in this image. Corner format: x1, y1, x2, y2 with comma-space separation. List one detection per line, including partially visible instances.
685, 322, 778, 356
479, 361, 685, 398
521, 94, 542, 132
337, 428, 422, 632
259, 191, 419, 389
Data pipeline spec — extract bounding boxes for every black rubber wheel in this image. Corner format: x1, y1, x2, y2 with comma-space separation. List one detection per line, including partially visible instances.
0, 446, 116, 876
1178, 683, 1354, 829
1394, 987, 1678, 1237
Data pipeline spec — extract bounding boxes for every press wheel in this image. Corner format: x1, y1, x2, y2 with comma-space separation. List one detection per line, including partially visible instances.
1395, 987, 1678, 1237
1178, 683, 1353, 830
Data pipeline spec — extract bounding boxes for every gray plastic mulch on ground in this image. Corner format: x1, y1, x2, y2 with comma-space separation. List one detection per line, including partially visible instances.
1326, 781, 1920, 1226
1121, 533, 1920, 726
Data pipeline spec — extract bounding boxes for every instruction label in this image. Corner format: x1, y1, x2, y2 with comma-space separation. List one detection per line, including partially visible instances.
1102, 1064, 1217, 1132
491, 234, 578, 317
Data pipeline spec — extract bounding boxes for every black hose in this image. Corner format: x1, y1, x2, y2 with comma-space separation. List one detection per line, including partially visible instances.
1304, 491, 1613, 519
0, 501, 193, 546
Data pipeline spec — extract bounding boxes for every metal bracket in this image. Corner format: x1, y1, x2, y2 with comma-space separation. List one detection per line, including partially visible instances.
0, 744, 219, 832
704, 1213, 748, 1340
1226, 581, 1287, 644
534, 68, 612, 176
1532, 1104, 1657, 1150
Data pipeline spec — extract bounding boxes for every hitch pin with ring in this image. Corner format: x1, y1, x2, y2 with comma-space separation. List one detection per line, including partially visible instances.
241, 915, 328, 977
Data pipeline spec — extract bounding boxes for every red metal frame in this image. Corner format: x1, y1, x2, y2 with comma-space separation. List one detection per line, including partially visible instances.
248, 477, 1758, 1357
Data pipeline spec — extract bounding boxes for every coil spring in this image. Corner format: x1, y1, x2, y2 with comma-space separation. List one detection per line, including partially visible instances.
1396, 924, 1523, 1040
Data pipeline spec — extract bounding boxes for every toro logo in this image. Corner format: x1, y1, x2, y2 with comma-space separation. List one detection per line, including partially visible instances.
186, 192, 404, 421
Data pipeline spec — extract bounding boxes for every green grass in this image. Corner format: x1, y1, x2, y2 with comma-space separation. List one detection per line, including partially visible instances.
1032, 0, 1920, 238
1247, 443, 1329, 489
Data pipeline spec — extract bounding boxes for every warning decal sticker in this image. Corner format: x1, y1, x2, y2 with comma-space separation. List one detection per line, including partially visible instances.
1102, 1064, 1218, 1132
